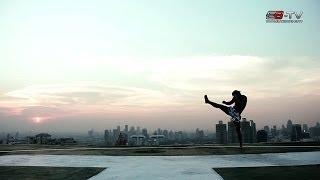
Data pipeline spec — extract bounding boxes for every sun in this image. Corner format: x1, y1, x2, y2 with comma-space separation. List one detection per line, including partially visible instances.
33, 117, 42, 123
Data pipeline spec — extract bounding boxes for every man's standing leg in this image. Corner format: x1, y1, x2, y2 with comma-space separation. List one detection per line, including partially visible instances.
234, 121, 243, 148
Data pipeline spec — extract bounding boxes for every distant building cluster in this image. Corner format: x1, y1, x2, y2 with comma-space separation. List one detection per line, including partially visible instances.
255, 120, 320, 143
26, 133, 76, 145
0, 132, 76, 145
216, 118, 257, 144
103, 125, 211, 146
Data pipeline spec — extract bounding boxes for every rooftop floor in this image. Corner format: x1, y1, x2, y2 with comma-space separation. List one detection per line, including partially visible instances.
0, 151, 319, 179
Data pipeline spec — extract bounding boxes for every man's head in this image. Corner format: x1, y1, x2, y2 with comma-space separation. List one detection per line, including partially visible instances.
232, 90, 241, 97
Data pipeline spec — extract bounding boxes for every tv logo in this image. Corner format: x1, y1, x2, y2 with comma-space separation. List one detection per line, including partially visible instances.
266, 10, 303, 23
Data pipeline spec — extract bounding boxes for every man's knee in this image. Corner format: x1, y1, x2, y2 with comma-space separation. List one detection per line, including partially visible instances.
219, 106, 229, 115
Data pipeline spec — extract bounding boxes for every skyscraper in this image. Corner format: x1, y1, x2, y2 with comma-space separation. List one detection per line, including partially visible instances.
287, 119, 293, 135
104, 129, 112, 145
163, 129, 169, 140
129, 126, 135, 136
250, 120, 257, 143
168, 130, 175, 140
241, 118, 252, 143
216, 121, 227, 144
263, 125, 270, 135
195, 128, 204, 143
281, 124, 288, 137
175, 131, 183, 141
113, 128, 120, 142
257, 130, 268, 142
303, 124, 308, 133
291, 124, 302, 141
271, 125, 277, 138
228, 121, 238, 143
310, 123, 320, 138
137, 126, 141, 134
125, 125, 128, 133
142, 128, 149, 139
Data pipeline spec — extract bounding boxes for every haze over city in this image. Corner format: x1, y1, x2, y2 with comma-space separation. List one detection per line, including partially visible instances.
0, 0, 319, 133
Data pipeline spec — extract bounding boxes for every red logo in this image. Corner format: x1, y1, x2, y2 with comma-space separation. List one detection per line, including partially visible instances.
266, 11, 284, 19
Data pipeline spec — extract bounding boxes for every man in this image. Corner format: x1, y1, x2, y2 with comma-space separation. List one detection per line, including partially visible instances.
204, 90, 247, 148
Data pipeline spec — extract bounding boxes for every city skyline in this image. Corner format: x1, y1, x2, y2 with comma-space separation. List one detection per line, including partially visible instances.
1, 118, 318, 135
3, 118, 319, 147
1, 1, 320, 132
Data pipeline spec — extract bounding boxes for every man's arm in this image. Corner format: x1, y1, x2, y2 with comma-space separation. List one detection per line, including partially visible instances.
223, 97, 235, 105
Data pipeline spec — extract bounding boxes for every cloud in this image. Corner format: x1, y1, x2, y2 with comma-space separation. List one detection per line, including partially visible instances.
144, 55, 320, 99
0, 55, 319, 130
0, 82, 189, 117
1, 55, 320, 111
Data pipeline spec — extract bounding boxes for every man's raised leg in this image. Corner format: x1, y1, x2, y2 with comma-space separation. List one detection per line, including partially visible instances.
204, 95, 229, 115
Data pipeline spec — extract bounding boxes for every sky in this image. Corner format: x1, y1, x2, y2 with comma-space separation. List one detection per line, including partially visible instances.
0, 0, 319, 133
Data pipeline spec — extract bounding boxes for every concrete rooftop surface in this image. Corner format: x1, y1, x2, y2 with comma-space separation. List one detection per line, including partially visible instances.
0, 151, 320, 179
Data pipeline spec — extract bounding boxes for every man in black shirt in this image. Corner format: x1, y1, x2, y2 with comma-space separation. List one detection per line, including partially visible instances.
204, 90, 247, 148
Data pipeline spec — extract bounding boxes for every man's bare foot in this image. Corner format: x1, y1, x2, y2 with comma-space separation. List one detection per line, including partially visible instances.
204, 95, 210, 103
239, 143, 243, 152
240, 146, 244, 153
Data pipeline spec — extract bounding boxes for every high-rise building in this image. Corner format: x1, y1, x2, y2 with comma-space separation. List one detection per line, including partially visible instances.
113, 128, 120, 142
263, 126, 270, 135
291, 124, 302, 141
287, 119, 293, 134
116, 132, 128, 146
142, 128, 149, 139
216, 121, 227, 144
15, 131, 19, 140
6, 133, 10, 144
257, 130, 268, 142
310, 123, 320, 138
137, 126, 141, 134
175, 131, 183, 141
129, 126, 135, 136
125, 125, 128, 133
228, 121, 238, 143
241, 118, 252, 143
168, 130, 175, 140
104, 130, 113, 145
271, 125, 277, 138
195, 128, 204, 143
88, 129, 94, 137
303, 124, 308, 133
163, 129, 169, 139
280, 124, 288, 137
250, 120, 257, 143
